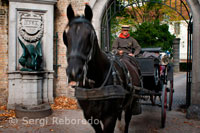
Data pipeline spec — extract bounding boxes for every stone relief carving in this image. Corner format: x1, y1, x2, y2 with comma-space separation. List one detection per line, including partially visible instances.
18, 11, 44, 43
17, 11, 44, 71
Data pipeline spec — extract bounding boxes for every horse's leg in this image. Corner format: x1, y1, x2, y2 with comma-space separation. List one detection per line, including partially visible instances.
90, 120, 102, 133
84, 114, 103, 133
124, 107, 132, 133
102, 116, 118, 133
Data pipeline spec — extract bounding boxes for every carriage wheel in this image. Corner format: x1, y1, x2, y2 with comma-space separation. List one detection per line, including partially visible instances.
161, 84, 167, 128
168, 80, 174, 111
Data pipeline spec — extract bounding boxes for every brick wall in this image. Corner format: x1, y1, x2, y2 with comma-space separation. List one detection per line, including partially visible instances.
54, 0, 89, 97
0, 1, 8, 105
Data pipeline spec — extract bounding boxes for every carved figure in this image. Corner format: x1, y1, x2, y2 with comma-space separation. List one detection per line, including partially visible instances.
18, 37, 43, 71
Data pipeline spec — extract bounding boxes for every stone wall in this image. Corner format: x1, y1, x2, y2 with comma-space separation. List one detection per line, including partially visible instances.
0, 1, 8, 105
54, 0, 89, 97
168, 20, 188, 63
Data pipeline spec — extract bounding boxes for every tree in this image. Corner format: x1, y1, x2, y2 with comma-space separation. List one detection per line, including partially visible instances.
110, 0, 187, 51
131, 20, 175, 52
111, 0, 165, 45
114, 0, 164, 24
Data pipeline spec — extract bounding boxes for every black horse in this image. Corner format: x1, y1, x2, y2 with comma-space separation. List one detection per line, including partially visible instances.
63, 4, 141, 133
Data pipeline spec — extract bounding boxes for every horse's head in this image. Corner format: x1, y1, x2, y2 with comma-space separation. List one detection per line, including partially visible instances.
63, 4, 95, 83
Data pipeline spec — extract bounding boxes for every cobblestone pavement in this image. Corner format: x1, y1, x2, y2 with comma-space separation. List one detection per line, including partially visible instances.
0, 72, 200, 133
172, 72, 187, 109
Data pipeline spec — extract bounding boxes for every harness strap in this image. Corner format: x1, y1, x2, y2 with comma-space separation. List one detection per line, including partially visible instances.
93, 52, 125, 90
100, 53, 133, 92
69, 17, 93, 28
99, 59, 114, 88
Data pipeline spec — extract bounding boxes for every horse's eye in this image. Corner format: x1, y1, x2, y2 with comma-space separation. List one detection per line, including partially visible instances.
63, 31, 68, 47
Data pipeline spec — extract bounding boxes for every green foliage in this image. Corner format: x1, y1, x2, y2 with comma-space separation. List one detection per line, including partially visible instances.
131, 20, 175, 52
110, 0, 176, 52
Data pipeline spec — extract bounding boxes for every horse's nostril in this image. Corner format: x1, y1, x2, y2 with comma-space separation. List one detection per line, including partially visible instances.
77, 68, 82, 75
77, 69, 83, 79
67, 67, 83, 82
75, 68, 83, 79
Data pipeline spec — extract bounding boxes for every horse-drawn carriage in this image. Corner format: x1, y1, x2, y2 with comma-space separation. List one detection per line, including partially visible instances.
136, 47, 174, 128
64, 4, 174, 132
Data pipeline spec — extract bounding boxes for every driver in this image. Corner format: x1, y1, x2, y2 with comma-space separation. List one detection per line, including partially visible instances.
112, 25, 141, 57
112, 25, 142, 115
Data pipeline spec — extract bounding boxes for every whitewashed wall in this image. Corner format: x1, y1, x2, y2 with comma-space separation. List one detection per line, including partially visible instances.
168, 20, 188, 62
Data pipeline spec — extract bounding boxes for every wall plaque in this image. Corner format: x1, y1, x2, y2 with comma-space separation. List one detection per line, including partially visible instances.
18, 11, 44, 43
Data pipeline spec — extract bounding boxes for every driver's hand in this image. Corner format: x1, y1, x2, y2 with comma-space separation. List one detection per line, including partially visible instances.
119, 50, 123, 55
128, 53, 135, 57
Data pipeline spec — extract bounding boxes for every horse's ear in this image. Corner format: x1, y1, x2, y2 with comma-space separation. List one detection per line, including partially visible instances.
84, 4, 93, 22
67, 4, 75, 22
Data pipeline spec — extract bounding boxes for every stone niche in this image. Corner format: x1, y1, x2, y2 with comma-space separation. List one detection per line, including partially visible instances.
8, 0, 57, 109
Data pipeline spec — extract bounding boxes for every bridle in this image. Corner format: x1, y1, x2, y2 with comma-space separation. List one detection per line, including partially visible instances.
67, 17, 96, 85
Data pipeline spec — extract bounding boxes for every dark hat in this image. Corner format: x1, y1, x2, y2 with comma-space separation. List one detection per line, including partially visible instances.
121, 25, 130, 30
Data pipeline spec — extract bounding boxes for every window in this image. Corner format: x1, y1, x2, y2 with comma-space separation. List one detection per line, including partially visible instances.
174, 22, 180, 35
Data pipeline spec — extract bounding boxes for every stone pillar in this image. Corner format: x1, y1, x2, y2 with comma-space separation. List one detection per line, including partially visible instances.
173, 38, 180, 73
186, 0, 200, 120
7, 0, 57, 109
21, 72, 43, 106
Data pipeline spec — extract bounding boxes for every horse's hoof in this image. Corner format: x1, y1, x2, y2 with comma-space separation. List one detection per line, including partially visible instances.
117, 120, 125, 132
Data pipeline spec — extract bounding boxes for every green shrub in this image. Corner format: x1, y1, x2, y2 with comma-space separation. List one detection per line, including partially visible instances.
131, 20, 175, 52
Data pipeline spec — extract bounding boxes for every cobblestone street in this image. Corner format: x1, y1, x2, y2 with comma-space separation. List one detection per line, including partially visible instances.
172, 72, 187, 109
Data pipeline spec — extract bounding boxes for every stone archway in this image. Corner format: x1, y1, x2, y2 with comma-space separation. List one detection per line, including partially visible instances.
186, 0, 200, 119
91, 0, 200, 119
91, 0, 109, 44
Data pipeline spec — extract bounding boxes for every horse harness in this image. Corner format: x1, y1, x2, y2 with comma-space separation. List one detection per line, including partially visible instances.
75, 52, 135, 100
